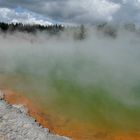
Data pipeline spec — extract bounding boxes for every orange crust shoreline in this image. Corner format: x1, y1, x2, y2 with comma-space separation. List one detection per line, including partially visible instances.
1, 89, 140, 140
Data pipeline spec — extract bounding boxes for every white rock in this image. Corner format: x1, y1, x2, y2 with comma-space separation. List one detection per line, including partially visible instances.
12, 104, 28, 114
0, 91, 4, 100
0, 100, 71, 140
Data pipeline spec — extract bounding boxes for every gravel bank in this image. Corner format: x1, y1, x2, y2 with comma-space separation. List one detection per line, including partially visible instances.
0, 92, 70, 140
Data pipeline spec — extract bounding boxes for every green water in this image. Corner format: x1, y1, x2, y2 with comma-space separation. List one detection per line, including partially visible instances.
0, 34, 140, 133
1, 54, 140, 131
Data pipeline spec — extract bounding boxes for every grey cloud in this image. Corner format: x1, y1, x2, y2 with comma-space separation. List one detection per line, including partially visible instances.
0, 0, 120, 24
0, 0, 140, 24
0, 7, 53, 25
113, 0, 140, 24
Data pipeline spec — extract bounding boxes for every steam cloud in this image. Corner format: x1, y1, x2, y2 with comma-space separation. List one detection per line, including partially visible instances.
0, 26, 140, 129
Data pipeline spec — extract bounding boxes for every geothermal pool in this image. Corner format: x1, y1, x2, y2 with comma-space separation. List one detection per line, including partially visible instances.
0, 31, 140, 139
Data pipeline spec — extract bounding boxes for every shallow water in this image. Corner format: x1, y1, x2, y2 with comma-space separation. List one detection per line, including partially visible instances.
0, 31, 140, 139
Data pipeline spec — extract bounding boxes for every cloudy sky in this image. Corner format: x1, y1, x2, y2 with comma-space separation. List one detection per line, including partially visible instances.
0, 0, 140, 25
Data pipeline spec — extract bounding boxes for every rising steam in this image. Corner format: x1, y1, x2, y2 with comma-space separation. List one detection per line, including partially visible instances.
0, 24, 140, 130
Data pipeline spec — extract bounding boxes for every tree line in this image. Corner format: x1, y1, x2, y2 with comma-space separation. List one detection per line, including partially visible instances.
0, 22, 64, 34
0, 22, 138, 40
0, 22, 87, 40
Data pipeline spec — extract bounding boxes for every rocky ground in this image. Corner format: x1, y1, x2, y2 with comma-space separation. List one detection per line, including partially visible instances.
0, 91, 70, 140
